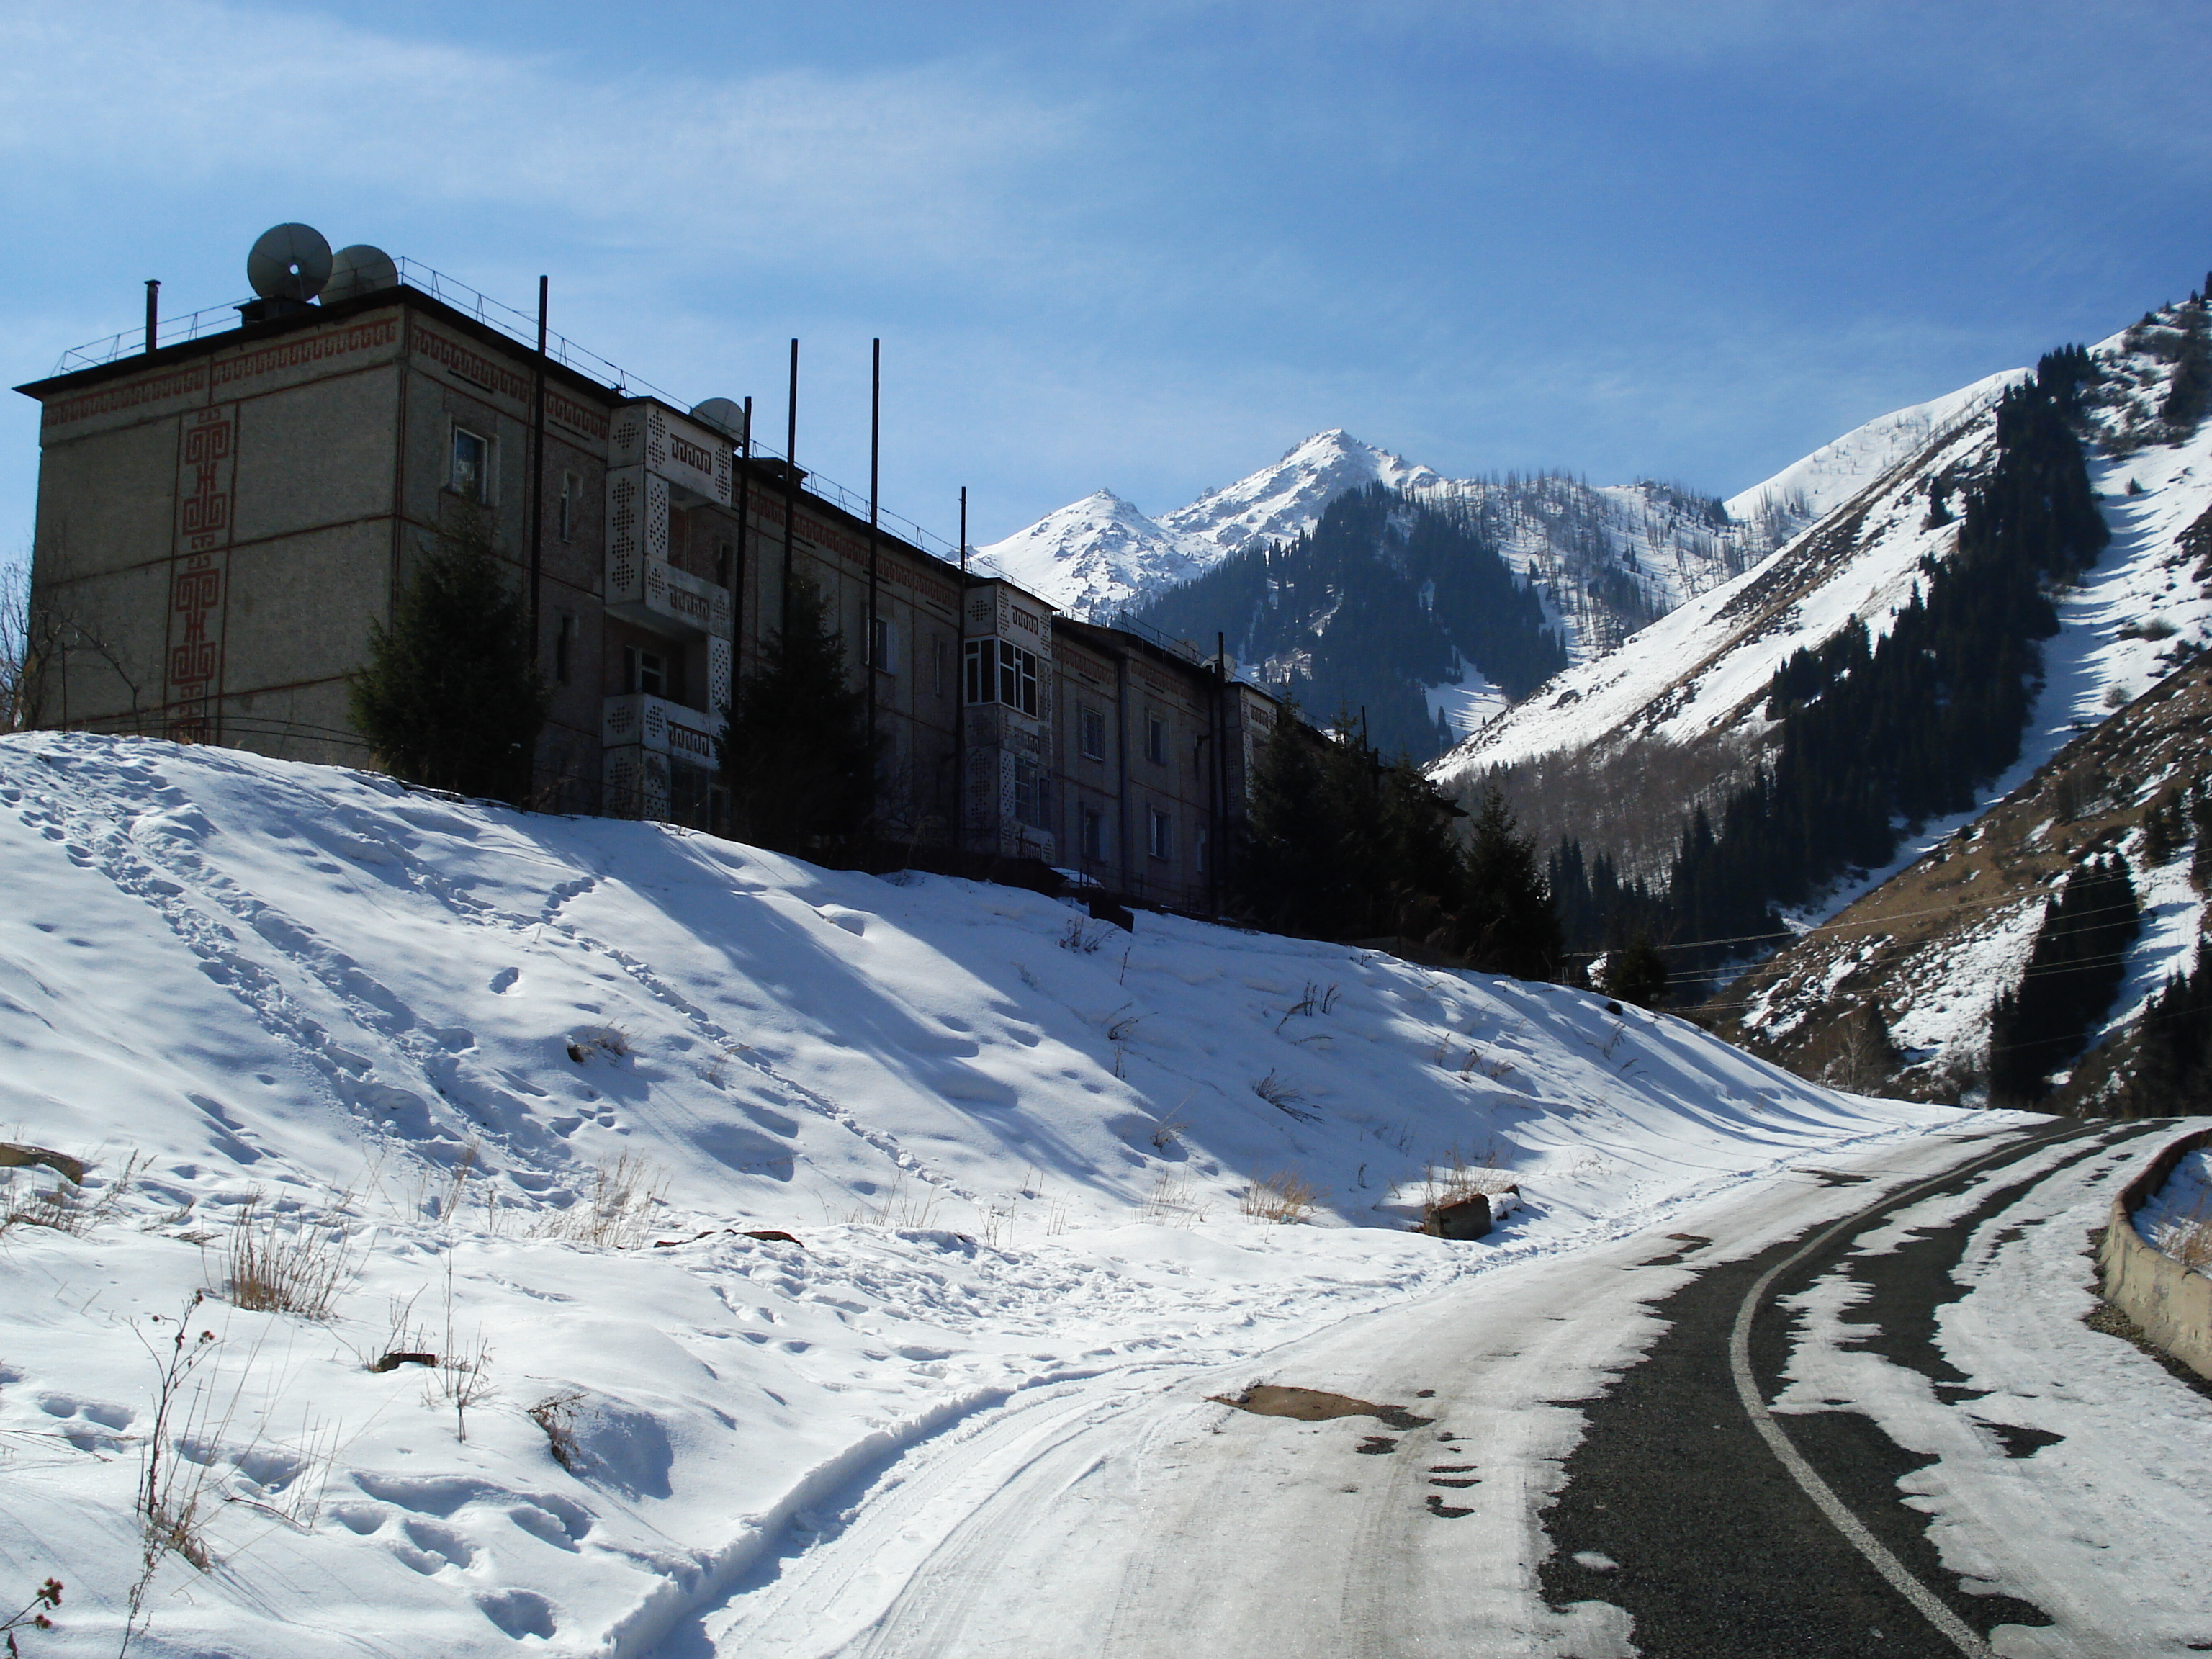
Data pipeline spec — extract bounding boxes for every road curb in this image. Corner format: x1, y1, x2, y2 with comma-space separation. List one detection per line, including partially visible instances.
2096, 1125, 2212, 1382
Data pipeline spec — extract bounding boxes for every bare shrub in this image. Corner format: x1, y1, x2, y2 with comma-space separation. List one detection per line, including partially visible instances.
1239, 1172, 1320, 1224
1104, 1005, 1145, 1043
528, 1390, 585, 1472
531, 1153, 667, 1250
423, 1259, 493, 1443
130, 1291, 222, 1650
219, 1198, 354, 1318
1059, 916, 1111, 954
1252, 1070, 1319, 1123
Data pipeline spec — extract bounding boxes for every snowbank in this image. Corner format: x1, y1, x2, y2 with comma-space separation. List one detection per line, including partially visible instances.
0, 734, 1986, 1655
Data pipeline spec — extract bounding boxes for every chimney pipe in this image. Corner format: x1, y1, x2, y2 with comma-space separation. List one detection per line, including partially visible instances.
144, 279, 159, 355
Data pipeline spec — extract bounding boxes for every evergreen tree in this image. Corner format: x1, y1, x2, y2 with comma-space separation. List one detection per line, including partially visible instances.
349, 511, 549, 806
2125, 940, 2212, 1116
1233, 711, 1560, 977
1624, 347, 2110, 983
1452, 786, 1561, 979
719, 578, 878, 856
1987, 853, 2142, 1102
1601, 935, 1670, 1009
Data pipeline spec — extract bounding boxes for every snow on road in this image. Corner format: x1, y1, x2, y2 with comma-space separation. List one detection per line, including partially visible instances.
0, 734, 2048, 1655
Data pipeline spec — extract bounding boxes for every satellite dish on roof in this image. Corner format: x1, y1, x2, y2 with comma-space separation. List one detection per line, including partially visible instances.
247, 224, 332, 302
323, 244, 397, 305
690, 397, 747, 444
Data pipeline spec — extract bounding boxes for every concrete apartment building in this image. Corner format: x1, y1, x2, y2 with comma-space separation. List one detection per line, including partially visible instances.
14, 238, 1280, 912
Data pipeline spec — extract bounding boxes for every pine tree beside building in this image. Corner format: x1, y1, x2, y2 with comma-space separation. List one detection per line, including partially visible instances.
719, 577, 878, 858
349, 512, 549, 806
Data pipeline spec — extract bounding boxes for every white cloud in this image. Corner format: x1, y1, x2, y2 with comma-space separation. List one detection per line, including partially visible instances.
0, 1, 1084, 276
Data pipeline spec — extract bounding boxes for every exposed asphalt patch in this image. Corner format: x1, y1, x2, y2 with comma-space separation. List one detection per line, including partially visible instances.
1208, 1384, 1436, 1431
1979, 1422, 2064, 1460
1536, 1121, 2156, 1658
1637, 1232, 1713, 1267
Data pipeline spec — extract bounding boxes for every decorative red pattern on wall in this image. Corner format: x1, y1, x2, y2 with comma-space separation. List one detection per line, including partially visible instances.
412, 326, 533, 405
42, 363, 208, 431
165, 405, 237, 742
212, 318, 398, 390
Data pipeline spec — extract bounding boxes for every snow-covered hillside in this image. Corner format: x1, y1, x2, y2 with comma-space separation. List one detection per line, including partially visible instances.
1722, 370, 2023, 536
979, 431, 1802, 671
1434, 307, 2212, 866
0, 736, 1985, 1657
1722, 652, 2212, 1099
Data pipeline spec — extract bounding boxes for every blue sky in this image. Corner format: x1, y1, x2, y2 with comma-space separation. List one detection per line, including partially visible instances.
3, 1, 2207, 559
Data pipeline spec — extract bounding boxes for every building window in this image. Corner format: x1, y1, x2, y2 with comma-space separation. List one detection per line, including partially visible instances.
1081, 806, 1105, 862
1195, 826, 1208, 873
451, 427, 492, 503
963, 637, 1039, 716
1148, 807, 1172, 860
555, 470, 579, 541
624, 645, 667, 698
1013, 759, 1048, 828
868, 613, 896, 673
555, 613, 577, 685
715, 539, 734, 590
933, 636, 947, 698
1146, 715, 1167, 765
1079, 704, 1106, 761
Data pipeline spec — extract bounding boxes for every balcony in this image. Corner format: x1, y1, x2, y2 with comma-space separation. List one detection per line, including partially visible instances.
606, 552, 732, 642
603, 692, 722, 770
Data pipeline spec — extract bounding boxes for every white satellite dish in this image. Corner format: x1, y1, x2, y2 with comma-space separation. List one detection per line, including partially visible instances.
247, 224, 332, 303
690, 397, 747, 443
323, 244, 398, 305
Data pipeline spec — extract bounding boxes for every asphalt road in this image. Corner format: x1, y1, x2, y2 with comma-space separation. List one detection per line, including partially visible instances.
672, 1119, 2195, 1658
1537, 1116, 2170, 1659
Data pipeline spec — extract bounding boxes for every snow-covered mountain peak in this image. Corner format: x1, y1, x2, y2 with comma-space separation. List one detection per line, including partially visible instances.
975, 486, 1213, 618
1159, 430, 1445, 555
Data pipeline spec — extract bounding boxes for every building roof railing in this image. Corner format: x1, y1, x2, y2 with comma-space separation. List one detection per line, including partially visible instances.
47, 257, 999, 578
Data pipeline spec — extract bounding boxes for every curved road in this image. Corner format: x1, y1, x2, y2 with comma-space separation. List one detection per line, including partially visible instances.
663, 1119, 2206, 1658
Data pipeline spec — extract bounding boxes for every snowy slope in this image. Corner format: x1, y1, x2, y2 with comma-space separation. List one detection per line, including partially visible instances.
1722, 370, 2021, 535
1722, 650, 2212, 1100
0, 735, 1990, 1658
1434, 312, 2212, 800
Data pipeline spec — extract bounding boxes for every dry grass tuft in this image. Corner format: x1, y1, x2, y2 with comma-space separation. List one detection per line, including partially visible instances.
1239, 1171, 1320, 1225
1, 1151, 142, 1239
220, 1198, 355, 1318
1138, 1169, 1208, 1227
531, 1153, 668, 1250
2155, 1212, 2212, 1272
1252, 1070, 1320, 1123
1423, 1148, 1515, 1210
